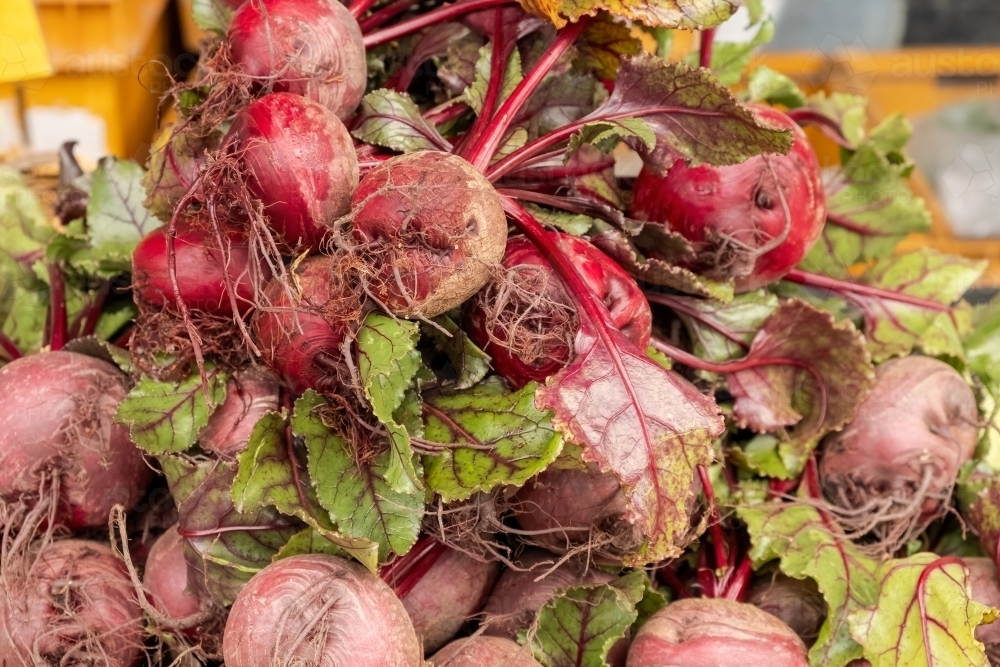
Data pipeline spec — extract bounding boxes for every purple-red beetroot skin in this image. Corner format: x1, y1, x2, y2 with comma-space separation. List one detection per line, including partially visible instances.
223, 554, 423, 667
351, 151, 508, 319
401, 546, 501, 654
0, 351, 151, 529
481, 549, 614, 640
144, 525, 204, 627
626, 598, 809, 667
0, 540, 145, 666
430, 636, 542, 667
228, 0, 366, 120
198, 366, 281, 458
964, 558, 1000, 660
744, 571, 826, 644
226, 92, 359, 250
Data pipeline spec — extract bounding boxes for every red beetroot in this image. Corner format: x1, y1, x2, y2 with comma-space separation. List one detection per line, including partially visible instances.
251, 255, 362, 395
820, 356, 979, 552
430, 636, 542, 667
626, 598, 809, 667
350, 151, 508, 319
222, 554, 422, 666
0, 352, 151, 529
198, 366, 281, 458
481, 549, 614, 639
0, 540, 145, 666
227, 0, 367, 120
963, 558, 1000, 662
132, 219, 264, 316
745, 571, 826, 645
630, 105, 826, 292
144, 525, 205, 627
225, 92, 359, 250
467, 234, 652, 388
399, 546, 501, 654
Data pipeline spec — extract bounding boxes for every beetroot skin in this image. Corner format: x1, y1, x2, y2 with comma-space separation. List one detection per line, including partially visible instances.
132, 219, 264, 316
226, 92, 359, 250
198, 366, 281, 458
351, 151, 508, 319
227, 0, 367, 120
820, 356, 979, 550
0, 352, 151, 528
467, 233, 652, 388
252, 255, 362, 395
745, 571, 826, 645
144, 525, 205, 627
401, 546, 501, 654
626, 598, 809, 667
630, 105, 826, 292
430, 636, 542, 667
223, 554, 422, 667
0, 540, 145, 666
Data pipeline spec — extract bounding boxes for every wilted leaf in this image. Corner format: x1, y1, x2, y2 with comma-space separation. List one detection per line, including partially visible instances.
517, 0, 737, 30
115, 366, 227, 454
739, 502, 879, 667
569, 117, 656, 155
293, 391, 423, 562
520, 75, 606, 140
160, 455, 300, 606
422, 315, 491, 390
352, 90, 452, 154
394, 22, 471, 92
670, 290, 779, 363
848, 554, 997, 667
437, 33, 486, 95
357, 312, 424, 493
578, 15, 643, 81
231, 412, 380, 571
527, 571, 645, 667
422, 377, 562, 501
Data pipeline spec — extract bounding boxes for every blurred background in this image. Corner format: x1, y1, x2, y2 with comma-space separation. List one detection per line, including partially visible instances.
0, 0, 998, 279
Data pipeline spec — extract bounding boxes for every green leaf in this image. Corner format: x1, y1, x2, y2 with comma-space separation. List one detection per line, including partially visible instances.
93, 300, 138, 341
523, 205, 598, 237
848, 554, 997, 667
191, 0, 235, 33
293, 391, 423, 562
686, 18, 775, 86
803, 91, 868, 147
422, 377, 563, 501
526, 571, 645, 667
739, 502, 880, 667
463, 43, 523, 115
746, 65, 806, 108
352, 90, 452, 154
569, 118, 655, 155
0, 253, 49, 354
517, 0, 738, 30
231, 412, 380, 571
0, 166, 55, 260
273, 528, 350, 562
633, 575, 670, 632
422, 315, 491, 390
115, 366, 227, 455
672, 290, 779, 364
730, 434, 794, 479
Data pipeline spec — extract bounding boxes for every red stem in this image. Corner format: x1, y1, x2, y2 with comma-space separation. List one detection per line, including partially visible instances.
699, 28, 715, 69
767, 477, 800, 500
505, 153, 616, 181
380, 536, 448, 598
424, 102, 470, 126
458, 7, 513, 159
917, 556, 965, 665
81, 281, 111, 338
0, 332, 21, 361
47, 263, 68, 351
784, 108, 854, 149
359, 0, 418, 33
645, 292, 749, 350
721, 557, 753, 601
350, 0, 381, 19
468, 18, 590, 172
825, 212, 892, 237
659, 566, 692, 599
363, 0, 513, 47
783, 268, 952, 313
698, 464, 729, 576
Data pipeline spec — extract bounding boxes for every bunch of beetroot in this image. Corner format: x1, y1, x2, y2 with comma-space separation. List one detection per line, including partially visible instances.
5, 0, 1000, 665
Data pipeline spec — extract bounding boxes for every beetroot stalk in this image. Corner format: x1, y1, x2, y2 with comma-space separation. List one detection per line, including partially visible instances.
458, 8, 514, 159
350, 0, 381, 19
783, 268, 952, 312
659, 566, 692, 599
721, 557, 753, 601
0, 332, 21, 361
381, 537, 449, 598
359, 0, 420, 33
699, 28, 715, 69
363, 0, 513, 47
46, 263, 68, 351
698, 464, 730, 579
783, 108, 854, 149
825, 212, 893, 237
80, 282, 111, 338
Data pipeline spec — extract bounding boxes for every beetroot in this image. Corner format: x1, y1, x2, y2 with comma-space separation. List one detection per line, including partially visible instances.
225, 92, 359, 250
963, 558, 1000, 662
430, 636, 542, 667
630, 105, 826, 292
513, 464, 642, 563
222, 554, 422, 666
0, 352, 151, 528
198, 366, 281, 458
467, 233, 652, 388
132, 219, 264, 316
400, 545, 501, 653
144, 525, 205, 627
745, 571, 826, 645
820, 356, 979, 552
227, 0, 367, 120
252, 254, 362, 395
481, 549, 613, 639
0, 539, 145, 666
626, 598, 809, 667
350, 151, 508, 319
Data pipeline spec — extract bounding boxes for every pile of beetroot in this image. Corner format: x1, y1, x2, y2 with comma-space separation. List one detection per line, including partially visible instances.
4, 0, 1000, 665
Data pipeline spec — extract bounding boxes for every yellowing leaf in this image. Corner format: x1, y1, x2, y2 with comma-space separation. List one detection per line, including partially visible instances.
517, 0, 738, 30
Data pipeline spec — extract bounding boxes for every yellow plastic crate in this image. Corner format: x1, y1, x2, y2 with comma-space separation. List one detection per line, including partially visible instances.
22, 0, 171, 161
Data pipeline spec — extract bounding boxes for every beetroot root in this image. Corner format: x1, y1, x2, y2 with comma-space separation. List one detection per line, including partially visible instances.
430, 636, 542, 667
222, 554, 422, 667
0, 351, 151, 529
820, 356, 979, 554
400, 545, 501, 654
350, 151, 508, 319
143, 525, 205, 628
0, 539, 145, 666
197, 366, 281, 458
744, 570, 826, 645
626, 598, 809, 667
